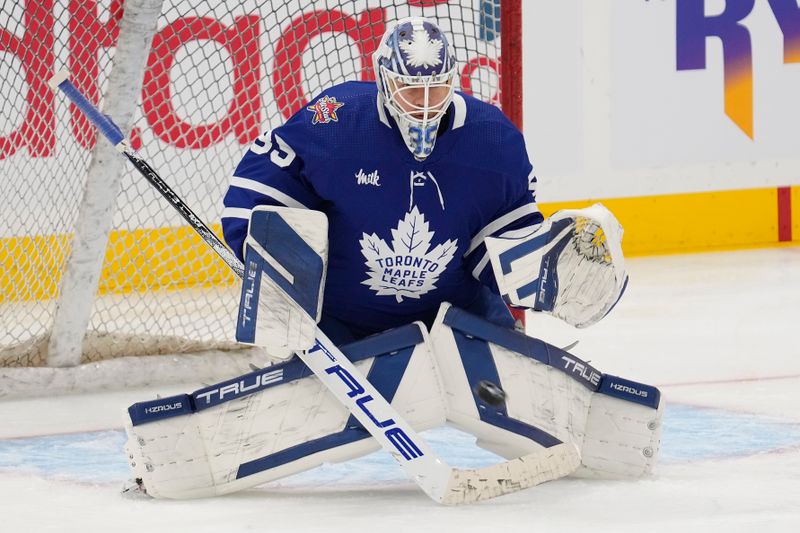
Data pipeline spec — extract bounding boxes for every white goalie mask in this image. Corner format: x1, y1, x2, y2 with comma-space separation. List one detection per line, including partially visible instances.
373, 17, 457, 160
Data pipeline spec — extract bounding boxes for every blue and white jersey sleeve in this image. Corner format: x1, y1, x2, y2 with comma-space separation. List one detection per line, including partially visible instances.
222, 120, 323, 261
463, 122, 544, 293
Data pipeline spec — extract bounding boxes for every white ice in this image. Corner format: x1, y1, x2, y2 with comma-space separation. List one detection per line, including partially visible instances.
1, 247, 799, 532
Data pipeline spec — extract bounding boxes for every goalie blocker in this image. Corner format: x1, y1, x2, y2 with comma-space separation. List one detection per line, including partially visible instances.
236, 205, 328, 355
124, 303, 662, 499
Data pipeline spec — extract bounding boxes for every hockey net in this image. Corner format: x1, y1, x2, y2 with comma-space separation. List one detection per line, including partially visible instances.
0, 0, 520, 378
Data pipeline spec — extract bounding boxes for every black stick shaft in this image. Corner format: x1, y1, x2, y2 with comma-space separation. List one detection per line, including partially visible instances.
121, 149, 245, 280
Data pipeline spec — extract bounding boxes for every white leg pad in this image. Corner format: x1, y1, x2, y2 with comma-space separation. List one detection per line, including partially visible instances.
124, 323, 446, 499
578, 392, 663, 478
429, 303, 662, 479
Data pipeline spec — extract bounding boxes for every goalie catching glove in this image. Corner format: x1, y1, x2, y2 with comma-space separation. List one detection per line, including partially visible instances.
485, 203, 627, 328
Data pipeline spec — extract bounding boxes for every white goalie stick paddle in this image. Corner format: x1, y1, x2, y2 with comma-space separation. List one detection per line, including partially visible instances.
48, 70, 579, 504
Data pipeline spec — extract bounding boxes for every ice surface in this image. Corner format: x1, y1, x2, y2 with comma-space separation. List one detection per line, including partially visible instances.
1, 247, 798, 532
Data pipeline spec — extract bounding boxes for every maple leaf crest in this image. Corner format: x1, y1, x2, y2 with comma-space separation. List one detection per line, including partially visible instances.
360, 207, 458, 302
399, 30, 444, 69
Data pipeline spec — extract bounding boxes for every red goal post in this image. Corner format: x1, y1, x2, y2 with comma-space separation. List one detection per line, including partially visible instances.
0, 0, 523, 387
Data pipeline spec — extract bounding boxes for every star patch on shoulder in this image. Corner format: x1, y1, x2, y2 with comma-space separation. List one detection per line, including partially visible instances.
306, 96, 345, 125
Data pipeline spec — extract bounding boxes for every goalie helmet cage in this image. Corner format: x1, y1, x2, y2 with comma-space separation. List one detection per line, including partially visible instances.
0, 0, 523, 384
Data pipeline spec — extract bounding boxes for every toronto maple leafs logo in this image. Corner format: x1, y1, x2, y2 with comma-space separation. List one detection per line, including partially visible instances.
360, 207, 458, 302
399, 30, 444, 69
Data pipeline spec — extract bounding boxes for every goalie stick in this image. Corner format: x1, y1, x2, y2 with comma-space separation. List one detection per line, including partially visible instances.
48, 70, 579, 504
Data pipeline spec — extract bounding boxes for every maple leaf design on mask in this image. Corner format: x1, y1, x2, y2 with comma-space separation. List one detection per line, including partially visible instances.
399, 30, 444, 69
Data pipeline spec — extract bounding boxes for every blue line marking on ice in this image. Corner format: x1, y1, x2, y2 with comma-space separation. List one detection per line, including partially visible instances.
0, 430, 128, 482
658, 404, 800, 463
1, 405, 799, 485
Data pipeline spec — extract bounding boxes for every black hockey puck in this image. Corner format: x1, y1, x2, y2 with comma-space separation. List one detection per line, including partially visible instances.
474, 380, 506, 407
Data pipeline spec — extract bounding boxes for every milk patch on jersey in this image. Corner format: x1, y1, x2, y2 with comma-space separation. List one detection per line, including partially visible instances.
356, 169, 381, 186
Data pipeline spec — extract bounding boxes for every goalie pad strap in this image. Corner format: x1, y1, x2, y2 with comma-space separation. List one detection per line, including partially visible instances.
128, 324, 425, 427
441, 306, 660, 409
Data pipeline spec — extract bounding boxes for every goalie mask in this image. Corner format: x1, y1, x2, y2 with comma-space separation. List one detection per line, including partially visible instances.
374, 17, 457, 160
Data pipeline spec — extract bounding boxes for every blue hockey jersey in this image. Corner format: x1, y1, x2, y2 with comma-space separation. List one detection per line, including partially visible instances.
222, 81, 542, 334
